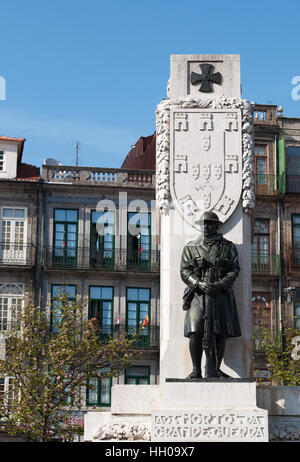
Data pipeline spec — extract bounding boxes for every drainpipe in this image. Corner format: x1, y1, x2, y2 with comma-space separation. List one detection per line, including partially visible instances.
277, 197, 282, 336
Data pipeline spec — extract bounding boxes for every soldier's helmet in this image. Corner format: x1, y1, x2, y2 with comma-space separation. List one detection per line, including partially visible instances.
196, 211, 222, 226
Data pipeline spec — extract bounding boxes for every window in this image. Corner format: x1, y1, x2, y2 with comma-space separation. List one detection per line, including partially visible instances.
252, 218, 270, 271
287, 146, 300, 175
0, 151, 4, 171
293, 289, 300, 331
0, 207, 27, 263
252, 293, 271, 350
127, 212, 151, 269
125, 366, 150, 385
51, 285, 76, 332
254, 145, 268, 185
0, 377, 18, 410
90, 210, 115, 268
87, 371, 112, 406
291, 215, 300, 265
89, 286, 114, 338
53, 209, 78, 267
126, 288, 150, 346
0, 283, 23, 331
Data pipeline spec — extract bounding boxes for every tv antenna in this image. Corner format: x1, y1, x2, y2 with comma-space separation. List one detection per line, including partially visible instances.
74, 140, 81, 166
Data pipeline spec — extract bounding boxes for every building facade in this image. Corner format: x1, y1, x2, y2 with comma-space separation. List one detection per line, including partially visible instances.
1, 102, 300, 424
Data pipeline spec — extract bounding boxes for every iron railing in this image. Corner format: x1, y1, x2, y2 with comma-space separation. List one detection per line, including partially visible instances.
0, 243, 35, 266
251, 254, 280, 275
43, 247, 160, 273
254, 174, 279, 195
90, 323, 159, 349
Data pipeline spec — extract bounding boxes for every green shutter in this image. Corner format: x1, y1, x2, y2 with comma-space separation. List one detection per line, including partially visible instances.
278, 134, 286, 194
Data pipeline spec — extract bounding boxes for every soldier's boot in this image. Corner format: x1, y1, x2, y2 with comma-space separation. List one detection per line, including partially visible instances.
215, 335, 231, 379
204, 350, 219, 378
186, 333, 202, 380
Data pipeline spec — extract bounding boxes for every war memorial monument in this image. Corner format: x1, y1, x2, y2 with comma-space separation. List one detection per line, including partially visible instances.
84, 54, 269, 442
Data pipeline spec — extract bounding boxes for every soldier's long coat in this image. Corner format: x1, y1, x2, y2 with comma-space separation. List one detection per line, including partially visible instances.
180, 234, 241, 339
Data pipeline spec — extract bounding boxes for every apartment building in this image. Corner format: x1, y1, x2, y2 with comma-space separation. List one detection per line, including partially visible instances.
1, 102, 300, 417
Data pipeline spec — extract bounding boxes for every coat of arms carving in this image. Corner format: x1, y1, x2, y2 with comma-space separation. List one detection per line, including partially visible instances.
170, 108, 242, 229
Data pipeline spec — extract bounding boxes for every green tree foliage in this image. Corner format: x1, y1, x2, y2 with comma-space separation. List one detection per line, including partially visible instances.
254, 324, 300, 386
0, 292, 138, 441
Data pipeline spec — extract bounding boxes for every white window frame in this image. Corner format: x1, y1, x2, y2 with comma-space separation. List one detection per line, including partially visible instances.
0, 376, 19, 411
0, 283, 24, 332
0, 151, 4, 171
0, 207, 27, 263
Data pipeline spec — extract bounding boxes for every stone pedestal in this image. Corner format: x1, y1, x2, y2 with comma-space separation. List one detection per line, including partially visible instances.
152, 380, 268, 442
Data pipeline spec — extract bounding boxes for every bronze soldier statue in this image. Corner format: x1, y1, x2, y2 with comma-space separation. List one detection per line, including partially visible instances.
180, 211, 241, 379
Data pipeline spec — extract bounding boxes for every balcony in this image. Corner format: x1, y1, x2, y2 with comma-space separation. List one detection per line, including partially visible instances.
42, 165, 155, 189
251, 254, 280, 276
254, 174, 280, 196
90, 324, 159, 349
0, 243, 35, 267
43, 247, 160, 273
253, 104, 278, 126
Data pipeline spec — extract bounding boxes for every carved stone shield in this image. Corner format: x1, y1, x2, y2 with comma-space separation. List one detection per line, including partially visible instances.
170, 108, 242, 229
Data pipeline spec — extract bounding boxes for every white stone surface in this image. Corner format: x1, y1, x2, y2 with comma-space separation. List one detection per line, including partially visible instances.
169, 54, 241, 100
152, 408, 268, 442
160, 381, 257, 409
111, 385, 160, 415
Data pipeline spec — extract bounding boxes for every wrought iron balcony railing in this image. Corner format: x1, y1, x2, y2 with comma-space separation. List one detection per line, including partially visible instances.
254, 174, 279, 195
251, 254, 280, 276
43, 247, 160, 273
89, 323, 159, 349
0, 243, 35, 266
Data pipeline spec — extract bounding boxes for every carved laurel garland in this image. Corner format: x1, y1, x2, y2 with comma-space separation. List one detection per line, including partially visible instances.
156, 96, 255, 214
92, 423, 151, 441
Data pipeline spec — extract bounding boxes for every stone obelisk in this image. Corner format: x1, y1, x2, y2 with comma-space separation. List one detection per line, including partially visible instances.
156, 54, 254, 381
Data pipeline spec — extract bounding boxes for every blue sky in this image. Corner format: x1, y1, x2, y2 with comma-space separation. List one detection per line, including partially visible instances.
1, 0, 300, 169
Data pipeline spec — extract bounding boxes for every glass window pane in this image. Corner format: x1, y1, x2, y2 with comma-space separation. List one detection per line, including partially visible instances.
14, 209, 25, 218
90, 287, 101, 300
66, 210, 78, 222
101, 287, 113, 300
2, 209, 14, 218
138, 378, 148, 385
293, 215, 300, 225
55, 210, 66, 221
127, 288, 138, 301
100, 378, 111, 404
295, 304, 300, 317
139, 289, 150, 301
126, 378, 136, 384
126, 367, 149, 377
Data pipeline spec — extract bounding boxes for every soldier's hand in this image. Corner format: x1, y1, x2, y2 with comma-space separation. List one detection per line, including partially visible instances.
197, 282, 215, 296
212, 282, 224, 294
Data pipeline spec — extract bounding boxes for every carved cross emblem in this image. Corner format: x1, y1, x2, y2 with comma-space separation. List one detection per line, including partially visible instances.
191, 64, 222, 93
